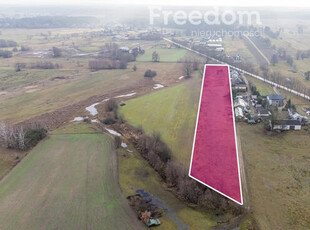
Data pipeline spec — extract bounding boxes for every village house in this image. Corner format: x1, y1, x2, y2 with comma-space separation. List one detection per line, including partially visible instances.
230, 71, 247, 92
257, 108, 271, 117
288, 109, 309, 123
273, 120, 301, 130
267, 94, 285, 107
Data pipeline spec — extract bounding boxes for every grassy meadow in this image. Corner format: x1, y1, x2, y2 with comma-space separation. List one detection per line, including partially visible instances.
238, 123, 310, 230
136, 47, 187, 62
246, 75, 274, 96
119, 79, 201, 164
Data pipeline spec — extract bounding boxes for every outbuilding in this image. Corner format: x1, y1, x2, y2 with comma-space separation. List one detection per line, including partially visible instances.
273, 120, 301, 130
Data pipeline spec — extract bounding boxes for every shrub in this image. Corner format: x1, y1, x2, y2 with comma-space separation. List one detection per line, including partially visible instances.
103, 117, 116, 125
52, 47, 62, 57
144, 69, 157, 78
114, 136, 122, 148
0, 50, 12, 58
24, 127, 47, 148
105, 99, 118, 112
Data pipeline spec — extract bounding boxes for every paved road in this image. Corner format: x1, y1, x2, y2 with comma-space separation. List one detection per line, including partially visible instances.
163, 38, 310, 101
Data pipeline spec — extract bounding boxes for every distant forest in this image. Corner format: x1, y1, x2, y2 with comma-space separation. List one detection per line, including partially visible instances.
0, 16, 100, 29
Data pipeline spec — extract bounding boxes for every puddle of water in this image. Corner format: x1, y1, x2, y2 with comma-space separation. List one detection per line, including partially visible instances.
105, 128, 121, 136
85, 102, 100, 116
136, 189, 189, 230
153, 84, 164, 89
114, 93, 136, 98
72, 117, 87, 122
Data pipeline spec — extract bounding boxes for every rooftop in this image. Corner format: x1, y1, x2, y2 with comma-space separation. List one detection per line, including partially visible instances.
267, 94, 285, 100
275, 120, 301, 126
257, 108, 270, 115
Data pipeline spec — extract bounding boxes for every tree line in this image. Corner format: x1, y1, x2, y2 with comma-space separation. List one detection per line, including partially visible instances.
172, 38, 310, 97
122, 125, 244, 216
0, 39, 18, 48
15, 61, 62, 71
89, 43, 137, 71
0, 122, 47, 150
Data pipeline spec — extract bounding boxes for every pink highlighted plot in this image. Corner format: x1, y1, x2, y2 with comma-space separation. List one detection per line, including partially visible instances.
189, 64, 243, 205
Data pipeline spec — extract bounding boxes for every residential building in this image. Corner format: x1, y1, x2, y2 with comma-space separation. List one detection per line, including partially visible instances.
267, 94, 285, 107
257, 108, 271, 117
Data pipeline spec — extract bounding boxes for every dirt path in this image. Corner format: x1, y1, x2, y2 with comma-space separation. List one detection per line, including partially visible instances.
244, 36, 271, 65
236, 124, 249, 209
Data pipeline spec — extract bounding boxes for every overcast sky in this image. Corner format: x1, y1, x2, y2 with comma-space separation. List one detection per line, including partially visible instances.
1, 0, 310, 7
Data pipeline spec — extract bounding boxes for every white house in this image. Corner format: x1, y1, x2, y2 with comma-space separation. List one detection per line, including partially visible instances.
267, 94, 285, 107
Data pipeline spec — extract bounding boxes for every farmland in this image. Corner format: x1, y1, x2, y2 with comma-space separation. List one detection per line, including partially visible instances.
0, 61, 183, 123
238, 123, 310, 230
136, 47, 187, 62
0, 129, 143, 230
0, 7, 309, 230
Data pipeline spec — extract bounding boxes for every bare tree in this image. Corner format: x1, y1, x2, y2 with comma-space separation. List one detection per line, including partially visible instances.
182, 59, 193, 78
16, 126, 25, 150
0, 121, 9, 148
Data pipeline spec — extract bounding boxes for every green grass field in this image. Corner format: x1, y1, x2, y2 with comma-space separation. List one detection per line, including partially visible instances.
0, 132, 142, 230
238, 123, 310, 230
136, 48, 187, 62
119, 79, 201, 164
0, 60, 183, 123
0, 68, 76, 91
246, 76, 274, 96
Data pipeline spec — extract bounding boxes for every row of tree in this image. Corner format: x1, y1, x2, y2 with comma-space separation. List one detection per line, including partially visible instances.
132, 128, 244, 215
0, 122, 47, 150
270, 47, 294, 66
0, 39, 18, 48
260, 65, 310, 95
15, 61, 62, 71
89, 43, 137, 71
296, 49, 310, 60
89, 59, 128, 71
173, 38, 310, 97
